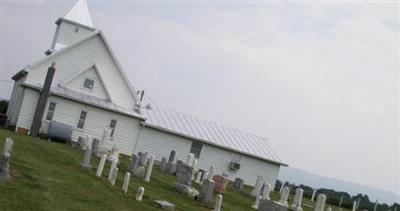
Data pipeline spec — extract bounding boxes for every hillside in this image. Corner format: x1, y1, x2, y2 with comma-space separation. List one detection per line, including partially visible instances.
0, 128, 349, 211
278, 167, 400, 204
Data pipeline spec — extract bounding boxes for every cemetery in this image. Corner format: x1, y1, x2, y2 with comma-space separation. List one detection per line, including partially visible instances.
0, 128, 355, 211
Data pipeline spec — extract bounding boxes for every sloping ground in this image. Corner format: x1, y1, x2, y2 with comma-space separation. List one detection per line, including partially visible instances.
0, 128, 348, 211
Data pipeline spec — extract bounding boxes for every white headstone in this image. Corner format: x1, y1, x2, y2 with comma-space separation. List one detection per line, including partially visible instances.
186, 153, 195, 166
262, 183, 272, 200
326, 206, 332, 211
251, 175, 264, 197
251, 195, 261, 209
122, 172, 131, 193
111, 167, 118, 186
96, 154, 107, 177
314, 194, 327, 211
290, 188, 304, 211
136, 186, 145, 202
108, 160, 118, 181
191, 159, 198, 181
311, 188, 317, 202
213, 194, 223, 211
352, 201, 357, 211
279, 187, 290, 207
194, 171, 202, 184
208, 166, 215, 180
80, 147, 92, 169
144, 155, 155, 182
2, 137, 14, 155
85, 135, 92, 150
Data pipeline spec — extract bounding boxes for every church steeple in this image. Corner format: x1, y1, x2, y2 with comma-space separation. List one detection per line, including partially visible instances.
48, 0, 96, 53
64, 0, 94, 28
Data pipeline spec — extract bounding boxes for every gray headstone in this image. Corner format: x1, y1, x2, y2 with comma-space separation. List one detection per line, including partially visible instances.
173, 160, 193, 192
91, 138, 100, 154
138, 152, 147, 167
128, 154, 139, 172
168, 150, 176, 162
154, 200, 175, 211
258, 199, 288, 211
197, 179, 215, 204
133, 165, 146, 178
0, 153, 11, 182
80, 148, 93, 170
233, 178, 244, 191
166, 162, 176, 175
160, 157, 168, 172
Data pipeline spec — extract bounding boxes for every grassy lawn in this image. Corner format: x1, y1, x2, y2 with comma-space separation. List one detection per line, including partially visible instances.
0, 128, 350, 211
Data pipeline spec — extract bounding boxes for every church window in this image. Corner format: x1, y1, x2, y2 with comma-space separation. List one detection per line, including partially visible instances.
109, 119, 117, 137
83, 78, 94, 89
77, 111, 87, 129
46, 102, 56, 121
190, 142, 203, 158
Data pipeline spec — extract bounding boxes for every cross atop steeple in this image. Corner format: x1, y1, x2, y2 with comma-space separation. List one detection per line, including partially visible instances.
64, 0, 94, 27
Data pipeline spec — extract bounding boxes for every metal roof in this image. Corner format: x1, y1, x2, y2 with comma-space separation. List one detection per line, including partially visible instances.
142, 98, 287, 166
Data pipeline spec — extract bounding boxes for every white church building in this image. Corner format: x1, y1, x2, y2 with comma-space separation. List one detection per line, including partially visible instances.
7, 0, 288, 187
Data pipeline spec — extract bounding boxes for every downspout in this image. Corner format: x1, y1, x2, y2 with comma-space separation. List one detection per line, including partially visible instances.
132, 121, 146, 154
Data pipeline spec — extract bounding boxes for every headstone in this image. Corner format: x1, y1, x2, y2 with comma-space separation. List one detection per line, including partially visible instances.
91, 138, 100, 155
326, 206, 332, 211
160, 157, 168, 171
352, 201, 357, 211
258, 199, 288, 211
154, 200, 175, 211
232, 178, 244, 191
108, 159, 117, 181
290, 188, 303, 211
168, 150, 176, 162
277, 187, 290, 207
96, 154, 107, 177
201, 172, 209, 185
0, 153, 11, 182
136, 186, 144, 202
128, 154, 139, 173
2, 137, 14, 155
173, 160, 194, 193
311, 189, 317, 202
191, 159, 198, 181
279, 183, 285, 193
133, 166, 146, 178
213, 194, 223, 211
314, 194, 326, 211
98, 128, 111, 155
373, 200, 378, 211
251, 175, 264, 197
85, 135, 92, 150
262, 183, 272, 200
186, 153, 195, 166
80, 147, 93, 170
197, 178, 215, 203
144, 155, 155, 182
166, 151, 176, 174
208, 166, 215, 180
252, 195, 262, 209
109, 144, 119, 162
213, 175, 229, 194
122, 172, 131, 193
138, 152, 147, 166
194, 171, 202, 184
111, 167, 118, 186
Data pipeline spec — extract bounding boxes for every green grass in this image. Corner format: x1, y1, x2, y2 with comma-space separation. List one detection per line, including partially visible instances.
0, 128, 350, 211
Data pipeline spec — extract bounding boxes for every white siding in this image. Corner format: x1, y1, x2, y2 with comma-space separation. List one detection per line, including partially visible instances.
26, 34, 136, 109
53, 21, 93, 48
6, 77, 26, 125
135, 127, 192, 161
64, 67, 109, 100
17, 88, 142, 155
138, 127, 280, 188
16, 89, 39, 130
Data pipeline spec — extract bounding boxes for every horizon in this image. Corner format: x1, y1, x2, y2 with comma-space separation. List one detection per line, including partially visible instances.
1, 0, 399, 199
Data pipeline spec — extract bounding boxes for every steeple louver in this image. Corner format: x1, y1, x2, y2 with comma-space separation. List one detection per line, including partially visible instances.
64, 0, 94, 27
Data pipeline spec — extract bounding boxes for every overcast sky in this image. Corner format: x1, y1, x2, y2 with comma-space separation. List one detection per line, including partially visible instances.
1, 0, 399, 197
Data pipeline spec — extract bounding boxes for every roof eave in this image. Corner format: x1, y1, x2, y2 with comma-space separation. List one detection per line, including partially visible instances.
55, 17, 96, 31
144, 121, 288, 166
11, 69, 28, 81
